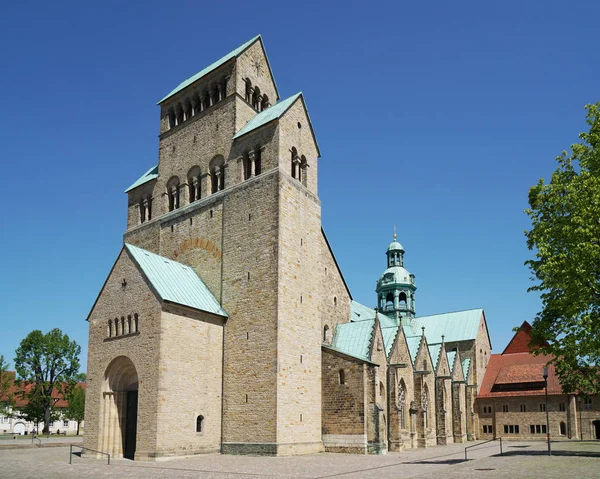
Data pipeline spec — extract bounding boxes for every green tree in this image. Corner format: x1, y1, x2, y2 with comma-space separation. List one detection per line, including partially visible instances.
14, 329, 81, 434
0, 355, 14, 417
19, 386, 59, 434
525, 101, 600, 395
64, 384, 85, 435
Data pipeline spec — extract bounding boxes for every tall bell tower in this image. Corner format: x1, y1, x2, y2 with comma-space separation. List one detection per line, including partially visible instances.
376, 231, 417, 321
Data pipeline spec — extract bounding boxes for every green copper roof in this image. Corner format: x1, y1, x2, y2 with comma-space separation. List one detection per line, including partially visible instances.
233, 92, 301, 140
125, 165, 158, 193
447, 351, 457, 373
158, 35, 263, 104
381, 326, 399, 357
387, 240, 404, 252
332, 319, 375, 362
428, 343, 442, 370
377, 266, 414, 288
125, 243, 227, 317
462, 358, 471, 380
405, 334, 422, 365
404, 309, 485, 344
350, 301, 396, 328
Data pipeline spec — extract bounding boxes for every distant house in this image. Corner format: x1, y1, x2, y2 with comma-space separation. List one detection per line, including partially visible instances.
0, 371, 84, 435
477, 322, 600, 440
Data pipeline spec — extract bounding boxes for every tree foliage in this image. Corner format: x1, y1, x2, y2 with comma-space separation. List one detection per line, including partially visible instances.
0, 355, 14, 416
64, 384, 85, 435
19, 386, 59, 433
525, 102, 600, 395
14, 329, 81, 434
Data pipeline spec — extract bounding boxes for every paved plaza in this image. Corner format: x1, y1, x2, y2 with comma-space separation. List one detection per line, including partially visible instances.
0, 440, 599, 478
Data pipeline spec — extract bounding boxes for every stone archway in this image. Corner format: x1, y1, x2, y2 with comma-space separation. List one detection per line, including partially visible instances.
100, 356, 139, 460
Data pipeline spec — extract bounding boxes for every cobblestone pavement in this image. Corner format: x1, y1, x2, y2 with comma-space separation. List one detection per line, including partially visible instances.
0, 440, 598, 478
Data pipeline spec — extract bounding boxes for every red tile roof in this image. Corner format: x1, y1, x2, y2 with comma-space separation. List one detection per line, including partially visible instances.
0, 371, 85, 408
479, 323, 563, 398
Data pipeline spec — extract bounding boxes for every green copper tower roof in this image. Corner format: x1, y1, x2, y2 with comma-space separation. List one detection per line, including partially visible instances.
157, 35, 279, 104
125, 243, 228, 317
125, 165, 158, 193
233, 92, 301, 139
331, 319, 375, 362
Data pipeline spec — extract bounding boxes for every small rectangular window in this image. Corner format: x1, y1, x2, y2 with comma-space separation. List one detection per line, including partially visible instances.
63, 420, 69, 427
520, 404, 526, 412
584, 398, 592, 410
530, 425, 535, 434
509, 425, 514, 434
541, 424, 547, 434
503, 405, 508, 413
504, 425, 509, 434
540, 403, 546, 412
536, 425, 541, 434
515, 425, 519, 434
559, 402, 566, 412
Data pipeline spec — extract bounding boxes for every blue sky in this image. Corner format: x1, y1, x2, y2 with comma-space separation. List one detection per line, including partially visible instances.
0, 1, 597, 372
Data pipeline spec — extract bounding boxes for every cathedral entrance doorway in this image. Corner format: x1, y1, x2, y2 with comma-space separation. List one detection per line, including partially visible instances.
593, 420, 600, 440
101, 356, 139, 459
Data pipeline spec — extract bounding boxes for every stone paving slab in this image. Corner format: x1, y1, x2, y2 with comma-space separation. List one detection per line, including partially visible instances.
0, 440, 598, 478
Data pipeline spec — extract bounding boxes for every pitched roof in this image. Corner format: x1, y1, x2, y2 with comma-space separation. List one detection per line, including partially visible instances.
0, 373, 85, 409
125, 244, 227, 317
405, 308, 488, 346
158, 35, 278, 104
233, 92, 301, 139
332, 319, 375, 362
462, 357, 472, 381
125, 165, 158, 193
381, 326, 399, 357
405, 335, 422, 365
479, 324, 562, 397
447, 351, 457, 373
502, 321, 533, 354
428, 343, 442, 370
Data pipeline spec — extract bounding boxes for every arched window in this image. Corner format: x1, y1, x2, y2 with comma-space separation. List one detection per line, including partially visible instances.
245, 79, 252, 103
108, 319, 112, 338
398, 292, 407, 308
560, 421, 566, 436
176, 107, 184, 125
196, 415, 204, 433
398, 380, 407, 429
127, 315, 132, 334
261, 94, 269, 111
252, 86, 261, 111
184, 102, 192, 121
121, 317, 125, 336
323, 325, 330, 343
188, 166, 201, 203
134, 314, 139, 333
114, 317, 119, 336
167, 177, 180, 211
423, 385, 429, 428
291, 147, 298, 178
339, 369, 345, 385
209, 156, 225, 193
334, 296, 337, 308
168, 110, 175, 129
300, 155, 307, 185
385, 292, 394, 311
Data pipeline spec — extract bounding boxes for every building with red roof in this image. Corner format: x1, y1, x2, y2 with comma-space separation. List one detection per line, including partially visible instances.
0, 370, 85, 435
477, 322, 600, 440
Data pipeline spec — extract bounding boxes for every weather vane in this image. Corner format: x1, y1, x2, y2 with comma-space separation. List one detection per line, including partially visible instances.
393, 225, 397, 241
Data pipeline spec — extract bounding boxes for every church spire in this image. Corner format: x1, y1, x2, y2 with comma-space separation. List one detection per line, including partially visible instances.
376, 232, 417, 323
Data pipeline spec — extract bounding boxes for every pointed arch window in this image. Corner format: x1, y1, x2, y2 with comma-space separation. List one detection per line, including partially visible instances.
423, 385, 429, 429
188, 166, 201, 203
398, 380, 407, 429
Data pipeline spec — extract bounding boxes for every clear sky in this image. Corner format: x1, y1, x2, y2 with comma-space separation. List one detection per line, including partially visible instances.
0, 1, 598, 372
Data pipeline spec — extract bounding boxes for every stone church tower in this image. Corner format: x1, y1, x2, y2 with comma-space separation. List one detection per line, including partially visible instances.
84, 35, 341, 459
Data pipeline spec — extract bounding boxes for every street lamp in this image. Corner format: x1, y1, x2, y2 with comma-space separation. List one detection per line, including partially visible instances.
543, 367, 551, 455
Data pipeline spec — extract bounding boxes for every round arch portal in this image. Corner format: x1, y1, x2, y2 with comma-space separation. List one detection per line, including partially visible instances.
100, 356, 139, 460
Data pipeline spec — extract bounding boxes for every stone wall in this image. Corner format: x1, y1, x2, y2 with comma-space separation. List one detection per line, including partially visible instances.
84, 249, 162, 459
153, 306, 224, 457
322, 349, 368, 454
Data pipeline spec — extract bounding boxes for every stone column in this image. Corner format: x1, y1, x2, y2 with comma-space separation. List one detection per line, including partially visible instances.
393, 291, 400, 310
248, 151, 256, 178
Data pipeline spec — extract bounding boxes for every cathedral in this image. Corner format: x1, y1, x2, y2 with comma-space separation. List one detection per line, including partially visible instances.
83, 35, 491, 460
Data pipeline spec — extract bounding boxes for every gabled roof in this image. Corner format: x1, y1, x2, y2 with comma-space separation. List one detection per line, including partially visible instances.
233, 92, 300, 139
462, 358, 472, 381
158, 35, 278, 104
332, 319, 375, 362
322, 228, 353, 301
502, 321, 533, 354
447, 351, 457, 373
405, 335, 422, 365
125, 165, 158, 193
125, 244, 227, 317
405, 308, 489, 347
428, 343, 442, 370
381, 326, 399, 357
